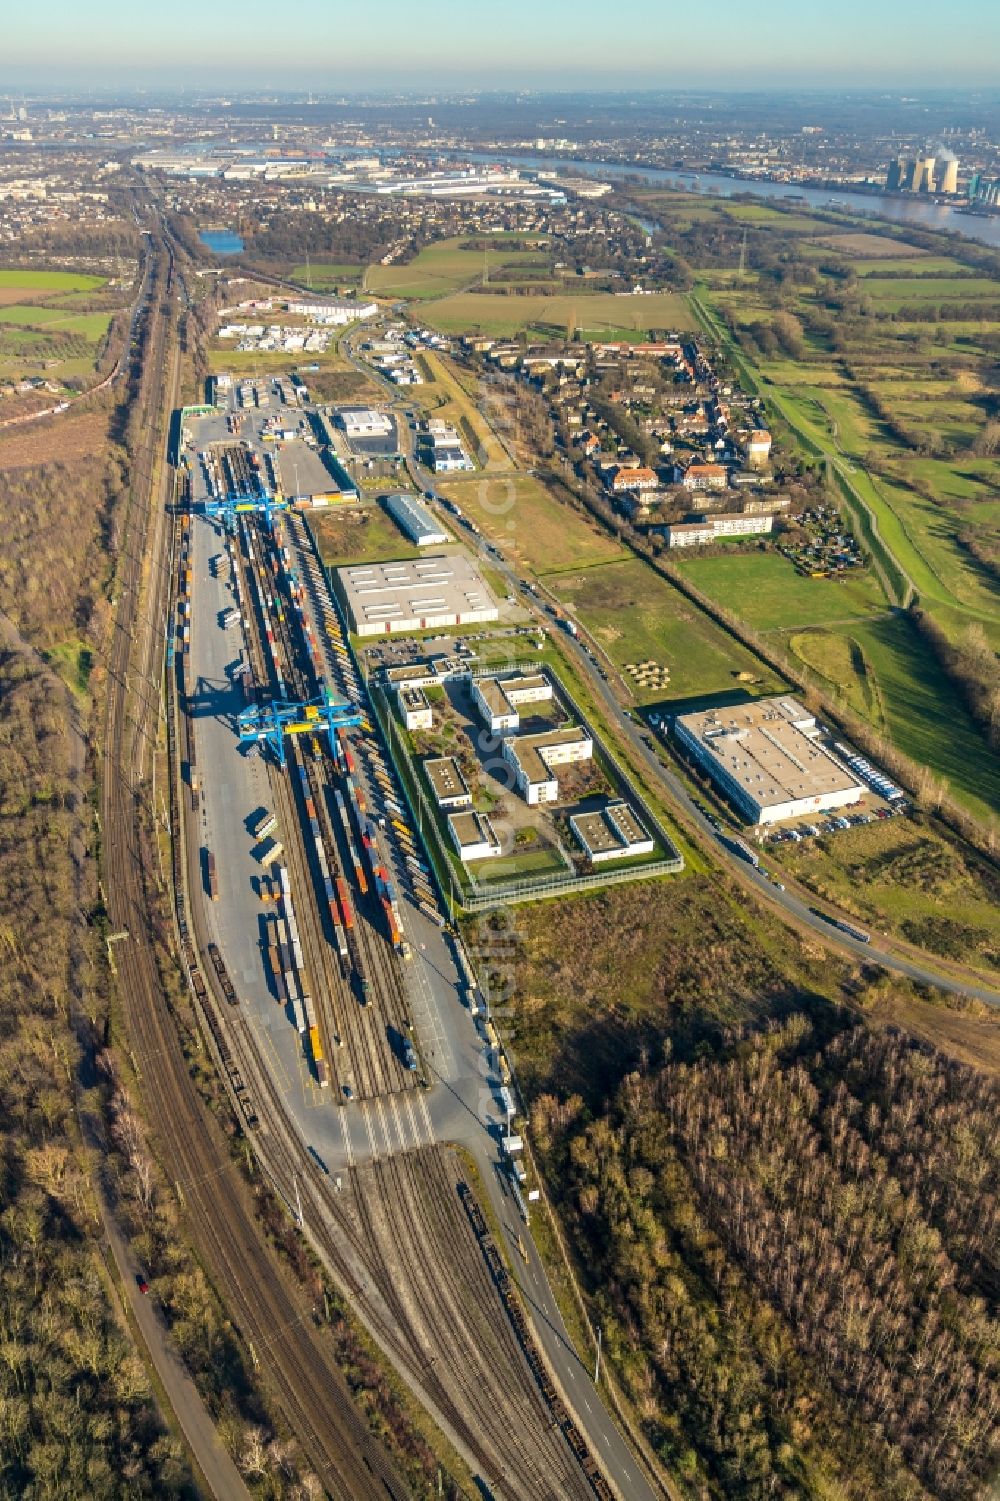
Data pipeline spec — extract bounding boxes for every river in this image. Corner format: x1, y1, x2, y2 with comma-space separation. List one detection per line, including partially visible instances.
465, 151, 1000, 252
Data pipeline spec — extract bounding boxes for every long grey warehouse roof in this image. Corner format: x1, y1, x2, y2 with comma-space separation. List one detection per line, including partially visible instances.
385, 492, 449, 546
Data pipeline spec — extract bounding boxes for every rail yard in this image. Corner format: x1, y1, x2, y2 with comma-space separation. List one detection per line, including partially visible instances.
102, 226, 411, 1501
165, 370, 653, 1498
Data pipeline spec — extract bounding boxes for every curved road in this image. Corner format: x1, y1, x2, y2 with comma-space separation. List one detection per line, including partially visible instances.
342, 329, 1000, 1008
478, 520, 1000, 1007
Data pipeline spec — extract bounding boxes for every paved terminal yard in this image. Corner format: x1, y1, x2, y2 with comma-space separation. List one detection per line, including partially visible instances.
179, 385, 662, 1500
185, 503, 506, 1163
183, 505, 614, 1500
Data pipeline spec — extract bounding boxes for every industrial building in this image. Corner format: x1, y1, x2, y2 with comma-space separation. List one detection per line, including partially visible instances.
471, 673, 553, 734
285, 297, 378, 324
337, 408, 394, 439
448, 810, 502, 862
431, 444, 474, 474
425, 421, 474, 473
502, 726, 593, 805
424, 757, 473, 810
673, 697, 865, 826
336, 555, 499, 637
385, 492, 450, 548
570, 802, 654, 863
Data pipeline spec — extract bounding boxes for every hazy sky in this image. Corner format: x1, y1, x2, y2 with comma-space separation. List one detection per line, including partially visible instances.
3, 0, 998, 89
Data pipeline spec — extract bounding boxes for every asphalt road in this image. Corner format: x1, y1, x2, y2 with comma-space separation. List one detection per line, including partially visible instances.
361, 349, 1000, 1012
227, 327, 993, 1501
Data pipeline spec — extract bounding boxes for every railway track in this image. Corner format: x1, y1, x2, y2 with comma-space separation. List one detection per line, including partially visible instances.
102, 230, 410, 1501
233, 514, 379, 1103
159, 318, 630, 1498
225, 1007, 596, 1501
180, 501, 609, 1496
238, 510, 420, 1107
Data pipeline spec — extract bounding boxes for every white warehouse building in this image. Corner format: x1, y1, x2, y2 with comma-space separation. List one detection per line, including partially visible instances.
673, 697, 865, 825
286, 297, 377, 324
337, 408, 394, 439
336, 555, 499, 637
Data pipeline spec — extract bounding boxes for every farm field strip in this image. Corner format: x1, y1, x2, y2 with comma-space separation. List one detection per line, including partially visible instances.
0, 268, 105, 290
422, 289, 697, 338
435, 474, 628, 574
672, 552, 888, 633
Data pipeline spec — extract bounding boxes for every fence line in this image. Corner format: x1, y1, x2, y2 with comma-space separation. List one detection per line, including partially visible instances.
370, 663, 683, 915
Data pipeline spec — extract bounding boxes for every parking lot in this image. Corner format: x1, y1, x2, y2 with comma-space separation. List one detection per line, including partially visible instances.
763, 799, 910, 847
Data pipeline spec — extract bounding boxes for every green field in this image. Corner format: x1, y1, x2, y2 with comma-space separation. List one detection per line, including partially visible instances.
0, 268, 105, 291
422, 289, 697, 338
777, 811, 1000, 971
309, 502, 425, 569
366, 236, 554, 300
470, 846, 567, 881
804, 617, 1000, 823
548, 557, 787, 706
436, 475, 628, 576
289, 263, 362, 287
860, 276, 1000, 308
674, 552, 887, 632
0, 306, 112, 339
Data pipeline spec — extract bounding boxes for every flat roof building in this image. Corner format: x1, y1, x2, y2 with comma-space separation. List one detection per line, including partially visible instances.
502, 725, 593, 805
424, 756, 472, 810
673, 696, 865, 826
471, 672, 554, 733
448, 810, 502, 862
385, 662, 438, 690
473, 677, 521, 734
570, 802, 655, 863
395, 684, 433, 731
286, 298, 377, 324
337, 408, 394, 438
432, 445, 473, 473
385, 492, 450, 548
336, 555, 499, 637
663, 512, 773, 548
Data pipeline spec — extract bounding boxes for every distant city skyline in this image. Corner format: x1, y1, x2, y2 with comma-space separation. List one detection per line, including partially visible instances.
3, 0, 999, 90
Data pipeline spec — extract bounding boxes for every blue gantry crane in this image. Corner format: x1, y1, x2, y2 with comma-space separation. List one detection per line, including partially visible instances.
203, 490, 289, 533
237, 685, 362, 768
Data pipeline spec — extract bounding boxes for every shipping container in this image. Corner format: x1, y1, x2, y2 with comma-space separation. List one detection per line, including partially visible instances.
252, 810, 277, 840
335, 876, 354, 931
259, 839, 284, 868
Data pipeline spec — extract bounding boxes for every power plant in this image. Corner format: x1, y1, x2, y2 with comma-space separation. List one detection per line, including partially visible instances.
885, 151, 960, 195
